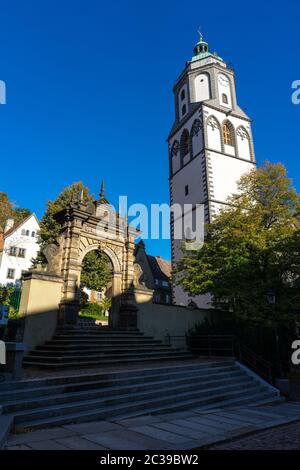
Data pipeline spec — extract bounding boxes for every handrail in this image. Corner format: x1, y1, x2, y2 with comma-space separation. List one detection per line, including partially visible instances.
237, 342, 273, 384
166, 333, 275, 385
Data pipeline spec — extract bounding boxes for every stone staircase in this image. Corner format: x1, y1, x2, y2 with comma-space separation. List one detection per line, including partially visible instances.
0, 360, 282, 432
22, 326, 193, 369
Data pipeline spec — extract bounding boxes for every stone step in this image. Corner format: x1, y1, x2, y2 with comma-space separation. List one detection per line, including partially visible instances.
44, 338, 162, 346
52, 333, 146, 340
1, 361, 234, 391
2, 372, 250, 414
13, 380, 265, 424
36, 342, 167, 352
30, 346, 175, 356
22, 352, 194, 369
23, 349, 192, 364
0, 365, 239, 403
13, 383, 277, 431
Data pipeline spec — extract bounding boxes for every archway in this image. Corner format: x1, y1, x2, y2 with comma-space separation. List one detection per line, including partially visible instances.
78, 243, 123, 329
79, 249, 114, 327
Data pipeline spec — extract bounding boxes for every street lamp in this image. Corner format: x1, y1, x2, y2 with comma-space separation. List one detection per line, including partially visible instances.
266, 289, 276, 305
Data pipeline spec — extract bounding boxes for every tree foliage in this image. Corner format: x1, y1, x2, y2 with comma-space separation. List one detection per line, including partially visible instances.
0, 192, 31, 234
80, 250, 112, 292
38, 182, 94, 249
174, 162, 300, 330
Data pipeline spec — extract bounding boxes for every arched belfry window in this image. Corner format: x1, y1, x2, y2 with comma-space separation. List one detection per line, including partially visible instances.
180, 129, 190, 164
223, 123, 233, 146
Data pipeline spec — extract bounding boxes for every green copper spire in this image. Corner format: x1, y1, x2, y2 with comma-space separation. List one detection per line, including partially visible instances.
193, 29, 209, 57
191, 30, 223, 62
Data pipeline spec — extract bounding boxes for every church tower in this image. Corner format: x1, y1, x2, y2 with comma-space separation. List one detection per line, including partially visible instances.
168, 34, 256, 307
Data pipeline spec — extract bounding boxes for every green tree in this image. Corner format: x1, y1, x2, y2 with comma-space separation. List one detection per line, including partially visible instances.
38, 182, 94, 249
14, 208, 32, 222
174, 162, 300, 330
80, 250, 112, 292
0, 192, 31, 235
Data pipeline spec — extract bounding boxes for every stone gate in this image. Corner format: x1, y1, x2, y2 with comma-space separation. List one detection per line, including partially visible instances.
39, 185, 139, 330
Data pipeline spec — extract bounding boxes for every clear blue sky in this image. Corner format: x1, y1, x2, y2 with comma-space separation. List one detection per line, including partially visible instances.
1, 0, 300, 260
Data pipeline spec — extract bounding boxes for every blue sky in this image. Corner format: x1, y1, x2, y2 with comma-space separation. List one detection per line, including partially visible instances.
0, 0, 299, 260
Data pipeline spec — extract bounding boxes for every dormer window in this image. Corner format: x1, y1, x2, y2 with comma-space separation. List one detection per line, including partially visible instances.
180, 89, 185, 101
181, 104, 187, 116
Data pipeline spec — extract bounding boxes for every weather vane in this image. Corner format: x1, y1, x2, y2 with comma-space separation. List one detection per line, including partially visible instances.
197, 27, 203, 42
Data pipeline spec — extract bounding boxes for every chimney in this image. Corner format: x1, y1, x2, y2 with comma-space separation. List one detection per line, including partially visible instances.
4, 218, 14, 233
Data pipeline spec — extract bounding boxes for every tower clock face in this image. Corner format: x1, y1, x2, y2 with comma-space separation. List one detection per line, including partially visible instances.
218, 74, 229, 87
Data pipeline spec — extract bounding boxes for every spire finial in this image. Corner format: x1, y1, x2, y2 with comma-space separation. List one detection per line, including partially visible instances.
193, 27, 209, 57
100, 180, 105, 199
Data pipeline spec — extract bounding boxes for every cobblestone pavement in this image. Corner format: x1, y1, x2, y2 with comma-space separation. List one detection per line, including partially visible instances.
5, 402, 300, 450
209, 421, 300, 450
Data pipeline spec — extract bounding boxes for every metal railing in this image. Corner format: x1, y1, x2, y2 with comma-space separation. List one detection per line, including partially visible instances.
187, 334, 236, 358
237, 343, 273, 384
165, 333, 274, 384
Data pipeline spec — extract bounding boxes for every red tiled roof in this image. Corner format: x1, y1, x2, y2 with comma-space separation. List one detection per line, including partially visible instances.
147, 255, 171, 282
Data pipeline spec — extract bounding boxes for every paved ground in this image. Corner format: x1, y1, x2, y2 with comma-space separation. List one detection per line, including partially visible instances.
210, 421, 300, 450
5, 402, 300, 450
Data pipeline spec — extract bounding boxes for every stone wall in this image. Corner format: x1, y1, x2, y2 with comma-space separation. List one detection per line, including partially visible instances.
20, 271, 63, 351
135, 288, 217, 348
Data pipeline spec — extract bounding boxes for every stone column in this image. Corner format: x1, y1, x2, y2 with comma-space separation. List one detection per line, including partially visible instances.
58, 209, 84, 325
119, 235, 138, 330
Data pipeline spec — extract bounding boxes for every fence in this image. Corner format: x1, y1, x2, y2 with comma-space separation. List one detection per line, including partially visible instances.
9, 287, 22, 312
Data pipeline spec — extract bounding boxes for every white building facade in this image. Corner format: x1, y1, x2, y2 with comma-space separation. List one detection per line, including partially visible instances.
0, 214, 40, 285
168, 36, 256, 307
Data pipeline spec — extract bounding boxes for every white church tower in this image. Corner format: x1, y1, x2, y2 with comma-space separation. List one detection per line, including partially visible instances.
168, 34, 256, 307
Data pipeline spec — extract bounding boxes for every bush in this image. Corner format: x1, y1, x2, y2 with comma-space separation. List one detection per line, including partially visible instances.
79, 302, 107, 321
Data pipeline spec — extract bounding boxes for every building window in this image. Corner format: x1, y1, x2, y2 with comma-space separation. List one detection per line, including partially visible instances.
223, 123, 233, 146
162, 281, 169, 287
9, 246, 17, 256
7, 268, 15, 280
154, 279, 159, 286
180, 129, 190, 161
180, 89, 185, 101
18, 248, 26, 258
31, 231, 36, 237
181, 104, 187, 116
26, 230, 30, 236
185, 185, 189, 196
222, 93, 228, 104
21, 229, 26, 235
